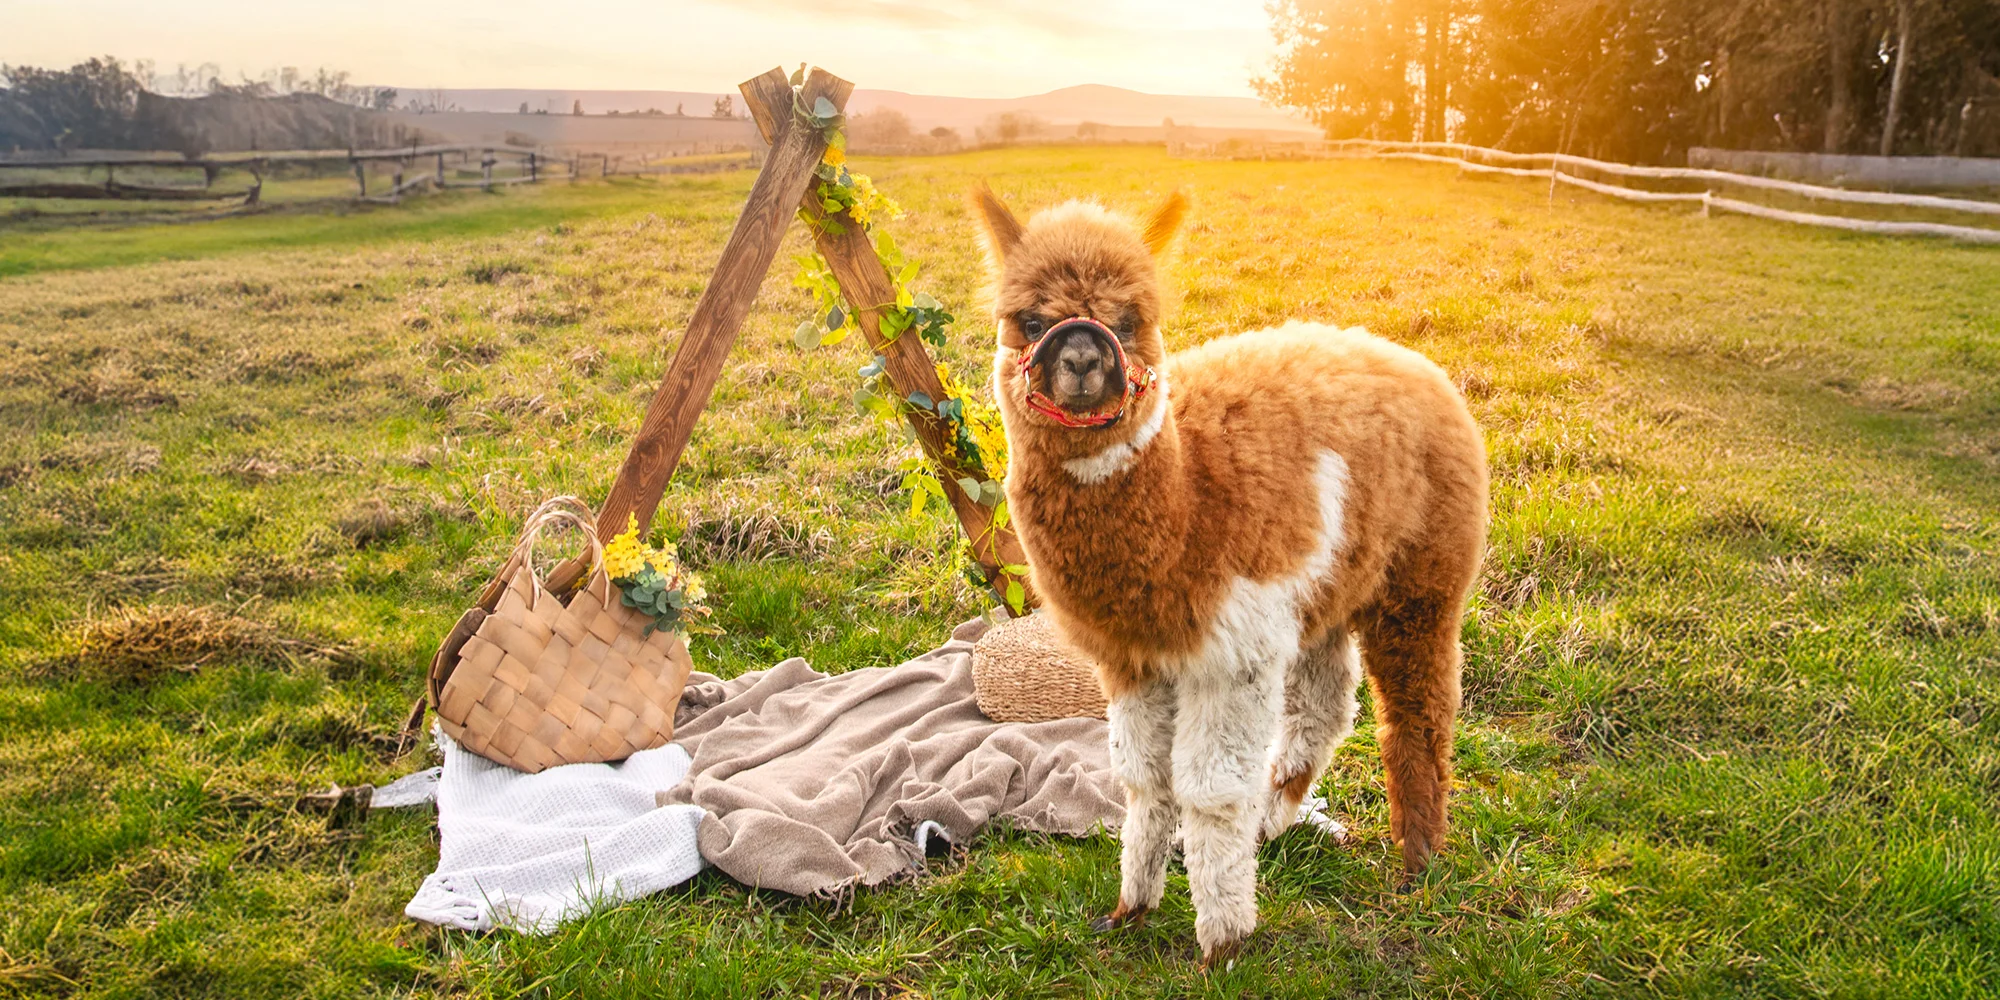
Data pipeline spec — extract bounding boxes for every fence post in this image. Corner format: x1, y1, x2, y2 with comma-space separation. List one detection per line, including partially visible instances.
353, 158, 366, 198
436, 152, 445, 187
392, 163, 404, 203
481, 150, 494, 192
528, 152, 538, 183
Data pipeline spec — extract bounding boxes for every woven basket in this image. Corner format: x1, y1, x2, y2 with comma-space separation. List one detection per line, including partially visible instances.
971, 612, 1108, 723
427, 497, 692, 773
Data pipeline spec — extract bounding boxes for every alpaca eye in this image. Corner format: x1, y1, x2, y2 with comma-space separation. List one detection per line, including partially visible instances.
1116, 317, 1137, 337
1019, 316, 1046, 339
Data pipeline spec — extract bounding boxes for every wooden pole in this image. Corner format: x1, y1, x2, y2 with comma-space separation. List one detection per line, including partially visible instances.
436, 152, 446, 186
544, 66, 852, 594
481, 150, 494, 191
352, 159, 365, 198
528, 152, 538, 183
739, 80, 1034, 611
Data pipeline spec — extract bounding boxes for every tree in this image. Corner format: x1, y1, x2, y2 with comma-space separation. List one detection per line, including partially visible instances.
0, 56, 148, 150
519, 101, 529, 115
984, 111, 1048, 143
573, 99, 584, 116
1260, 0, 2000, 162
373, 88, 399, 111
711, 95, 734, 118
849, 107, 913, 150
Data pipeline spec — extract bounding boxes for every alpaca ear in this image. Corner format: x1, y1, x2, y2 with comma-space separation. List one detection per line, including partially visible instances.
969, 183, 1024, 263
1140, 190, 1190, 257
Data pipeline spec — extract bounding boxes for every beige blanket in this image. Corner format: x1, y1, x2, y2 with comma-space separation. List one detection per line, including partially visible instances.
659, 618, 1125, 896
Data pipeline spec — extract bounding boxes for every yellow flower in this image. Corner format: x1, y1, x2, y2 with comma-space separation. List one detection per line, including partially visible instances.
686, 575, 708, 604
822, 145, 846, 167
602, 513, 647, 580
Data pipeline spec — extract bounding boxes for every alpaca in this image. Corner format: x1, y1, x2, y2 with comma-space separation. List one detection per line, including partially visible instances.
970, 185, 1488, 966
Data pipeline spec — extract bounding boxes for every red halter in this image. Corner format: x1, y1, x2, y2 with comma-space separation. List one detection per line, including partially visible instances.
1015, 317, 1159, 429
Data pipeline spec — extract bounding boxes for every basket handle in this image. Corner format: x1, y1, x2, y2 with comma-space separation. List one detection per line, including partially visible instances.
506, 496, 612, 609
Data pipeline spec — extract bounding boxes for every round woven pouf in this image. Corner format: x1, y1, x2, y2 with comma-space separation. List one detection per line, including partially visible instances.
971, 612, 1109, 722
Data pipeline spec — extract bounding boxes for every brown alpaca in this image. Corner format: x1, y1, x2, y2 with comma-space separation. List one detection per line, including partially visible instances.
970, 186, 1488, 966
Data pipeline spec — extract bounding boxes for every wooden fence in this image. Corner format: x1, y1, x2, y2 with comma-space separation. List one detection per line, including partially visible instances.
1174, 138, 2000, 245
0, 143, 760, 206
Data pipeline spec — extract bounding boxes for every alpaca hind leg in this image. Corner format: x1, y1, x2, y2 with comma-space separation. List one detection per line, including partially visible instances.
1262, 627, 1361, 841
1095, 677, 1178, 930
1360, 591, 1464, 876
1173, 659, 1283, 964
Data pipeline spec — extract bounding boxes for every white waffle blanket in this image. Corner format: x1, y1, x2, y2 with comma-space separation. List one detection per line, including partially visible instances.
402, 730, 707, 933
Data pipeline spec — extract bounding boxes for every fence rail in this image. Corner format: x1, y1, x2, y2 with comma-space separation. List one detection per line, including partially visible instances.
1175, 138, 2000, 244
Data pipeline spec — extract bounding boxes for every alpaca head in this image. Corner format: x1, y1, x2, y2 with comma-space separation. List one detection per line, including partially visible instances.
971, 186, 1187, 430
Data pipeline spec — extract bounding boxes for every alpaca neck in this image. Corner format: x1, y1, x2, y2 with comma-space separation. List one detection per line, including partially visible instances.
1012, 396, 1192, 590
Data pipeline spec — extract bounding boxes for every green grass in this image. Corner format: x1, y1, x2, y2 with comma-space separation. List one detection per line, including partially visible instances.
0, 175, 747, 277
1, 147, 1996, 998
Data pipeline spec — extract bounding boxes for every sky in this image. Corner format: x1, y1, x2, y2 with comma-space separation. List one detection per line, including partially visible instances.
3, 0, 1279, 98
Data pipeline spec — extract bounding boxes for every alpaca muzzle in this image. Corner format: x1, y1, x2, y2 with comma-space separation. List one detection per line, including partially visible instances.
1017, 317, 1159, 429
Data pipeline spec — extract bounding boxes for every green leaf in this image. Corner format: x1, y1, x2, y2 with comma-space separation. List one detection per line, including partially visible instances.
907, 391, 935, 411
852, 388, 878, 413
1001, 563, 1031, 575
793, 320, 819, 350
813, 96, 837, 119
820, 326, 851, 346
898, 261, 919, 286
955, 476, 981, 497
912, 292, 941, 311
827, 305, 845, 330
981, 481, 1006, 506
789, 64, 807, 87
858, 354, 887, 378
1005, 579, 1025, 612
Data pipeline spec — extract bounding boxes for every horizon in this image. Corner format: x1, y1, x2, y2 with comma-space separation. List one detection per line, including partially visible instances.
4, 0, 1277, 101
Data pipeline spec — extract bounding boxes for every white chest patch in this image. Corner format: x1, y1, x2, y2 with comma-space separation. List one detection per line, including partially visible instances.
1063, 380, 1171, 485
1171, 450, 1353, 686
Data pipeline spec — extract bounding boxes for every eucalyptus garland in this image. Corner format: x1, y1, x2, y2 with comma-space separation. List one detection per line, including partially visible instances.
784, 70, 1026, 612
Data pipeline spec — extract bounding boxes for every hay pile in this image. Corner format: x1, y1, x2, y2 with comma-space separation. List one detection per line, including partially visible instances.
50, 605, 340, 684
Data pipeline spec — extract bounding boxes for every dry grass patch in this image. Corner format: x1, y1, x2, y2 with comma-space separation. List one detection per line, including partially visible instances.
41, 605, 346, 684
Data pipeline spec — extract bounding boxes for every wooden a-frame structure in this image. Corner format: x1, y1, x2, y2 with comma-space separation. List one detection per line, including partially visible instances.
547, 67, 1032, 611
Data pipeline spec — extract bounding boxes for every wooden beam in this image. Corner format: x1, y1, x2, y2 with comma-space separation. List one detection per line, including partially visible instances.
739, 81, 1035, 612
545, 66, 851, 595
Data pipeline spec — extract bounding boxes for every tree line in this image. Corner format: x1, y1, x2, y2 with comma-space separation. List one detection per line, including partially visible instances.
1258, 0, 2000, 164
1, 57, 399, 152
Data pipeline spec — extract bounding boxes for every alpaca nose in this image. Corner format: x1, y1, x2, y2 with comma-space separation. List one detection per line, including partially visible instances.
1061, 351, 1103, 378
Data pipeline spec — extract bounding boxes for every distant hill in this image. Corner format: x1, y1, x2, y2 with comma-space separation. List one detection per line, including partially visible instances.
415, 84, 1317, 140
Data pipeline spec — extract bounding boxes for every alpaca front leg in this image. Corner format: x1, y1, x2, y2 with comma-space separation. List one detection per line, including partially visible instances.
1096, 677, 1178, 931
1262, 628, 1361, 841
1173, 661, 1283, 965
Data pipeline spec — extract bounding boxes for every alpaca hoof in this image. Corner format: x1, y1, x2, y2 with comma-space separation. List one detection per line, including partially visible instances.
1199, 937, 1243, 971
1090, 903, 1148, 933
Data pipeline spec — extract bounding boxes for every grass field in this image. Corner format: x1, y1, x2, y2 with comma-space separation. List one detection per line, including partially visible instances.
1, 146, 1996, 998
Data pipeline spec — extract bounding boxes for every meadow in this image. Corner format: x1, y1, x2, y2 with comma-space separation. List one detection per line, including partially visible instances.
0, 146, 1995, 998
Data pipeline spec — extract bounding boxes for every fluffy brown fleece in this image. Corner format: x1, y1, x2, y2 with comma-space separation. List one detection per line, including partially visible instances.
972, 183, 1488, 965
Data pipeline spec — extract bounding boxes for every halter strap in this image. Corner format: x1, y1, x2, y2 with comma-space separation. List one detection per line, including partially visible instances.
1015, 316, 1158, 429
